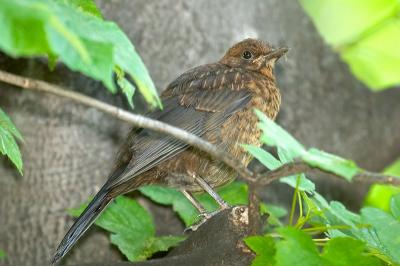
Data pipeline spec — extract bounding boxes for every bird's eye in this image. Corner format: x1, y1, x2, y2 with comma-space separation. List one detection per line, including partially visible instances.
242, 50, 253, 60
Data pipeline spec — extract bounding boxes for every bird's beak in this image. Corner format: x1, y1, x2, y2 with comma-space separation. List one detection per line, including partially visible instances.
264, 47, 289, 62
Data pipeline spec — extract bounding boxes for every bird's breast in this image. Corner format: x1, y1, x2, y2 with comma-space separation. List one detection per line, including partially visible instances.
218, 76, 281, 164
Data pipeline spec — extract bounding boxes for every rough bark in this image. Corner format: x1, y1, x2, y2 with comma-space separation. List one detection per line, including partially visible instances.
0, 0, 399, 265
74, 206, 254, 266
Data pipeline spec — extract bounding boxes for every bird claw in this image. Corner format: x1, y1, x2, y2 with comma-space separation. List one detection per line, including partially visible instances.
184, 205, 230, 232
184, 217, 208, 232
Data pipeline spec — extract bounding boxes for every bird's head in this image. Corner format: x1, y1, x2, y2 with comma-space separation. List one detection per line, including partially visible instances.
219, 38, 288, 78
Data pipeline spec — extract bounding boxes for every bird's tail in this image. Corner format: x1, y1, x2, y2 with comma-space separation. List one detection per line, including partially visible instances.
51, 188, 112, 265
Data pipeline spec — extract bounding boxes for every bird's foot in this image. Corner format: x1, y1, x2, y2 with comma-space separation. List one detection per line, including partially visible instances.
184, 204, 230, 232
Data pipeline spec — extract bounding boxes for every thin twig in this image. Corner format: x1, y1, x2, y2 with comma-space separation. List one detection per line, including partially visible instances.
257, 161, 400, 186
355, 170, 400, 185
258, 161, 311, 186
0, 69, 399, 187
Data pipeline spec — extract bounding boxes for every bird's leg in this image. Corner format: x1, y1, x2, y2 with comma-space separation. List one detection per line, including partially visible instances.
183, 173, 231, 232
192, 175, 230, 209
181, 189, 212, 232
181, 190, 208, 215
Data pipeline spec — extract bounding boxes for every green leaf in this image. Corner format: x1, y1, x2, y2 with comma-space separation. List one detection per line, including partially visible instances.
310, 193, 363, 240
69, 196, 184, 261
277, 148, 316, 192
0, 108, 22, 141
140, 182, 249, 226
299, 0, 398, 46
0, 250, 5, 259
0, 0, 160, 108
262, 204, 288, 227
361, 207, 400, 264
0, 2, 51, 56
48, 28, 115, 90
244, 133, 315, 192
244, 144, 282, 170
98, 196, 154, 236
299, 0, 400, 90
322, 237, 381, 266
146, 236, 185, 255
302, 148, 360, 181
54, 0, 102, 18
0, 107, 23, 174
255, 109, 306, 158
139, 185, 180, 206
74, 15, 160, 107
110, 234, 184, 262
390, 194, 400, 219
247, 232, 382, 266
264, 204, 288, 219
341, 19, 400, 90
244, 235, 276, 266
364, 159, 400, 212
275, 227, 323, 266
280, 175, 315, 193
139, 185, 196, 226
364, 185, 400, 212
384, 159, 400, 176
115, 67, 135, 108
310, 193, 399, 264
254, 110, 360, 183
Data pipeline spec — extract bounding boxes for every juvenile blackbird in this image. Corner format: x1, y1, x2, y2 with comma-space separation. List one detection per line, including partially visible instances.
52, 38, 287, 264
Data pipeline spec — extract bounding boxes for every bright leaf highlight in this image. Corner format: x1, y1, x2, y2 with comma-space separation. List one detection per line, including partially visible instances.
0, 0, 160, 108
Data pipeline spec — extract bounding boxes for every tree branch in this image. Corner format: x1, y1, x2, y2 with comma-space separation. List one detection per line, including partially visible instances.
256, 161, 400, 186
0, 68, 399, 189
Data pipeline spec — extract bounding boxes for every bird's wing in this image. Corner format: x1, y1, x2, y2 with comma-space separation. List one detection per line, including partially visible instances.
106, 64, 251, 188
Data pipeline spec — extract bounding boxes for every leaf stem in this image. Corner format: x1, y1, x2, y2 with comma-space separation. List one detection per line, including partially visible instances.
289, 175, 301, 225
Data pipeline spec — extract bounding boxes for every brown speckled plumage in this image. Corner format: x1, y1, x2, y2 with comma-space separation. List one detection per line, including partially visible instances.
159, 66, 281, 191
52, 38, 287, 264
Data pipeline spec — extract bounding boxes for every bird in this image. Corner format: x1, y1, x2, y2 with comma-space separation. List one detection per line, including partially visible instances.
52, 38, 287, 264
